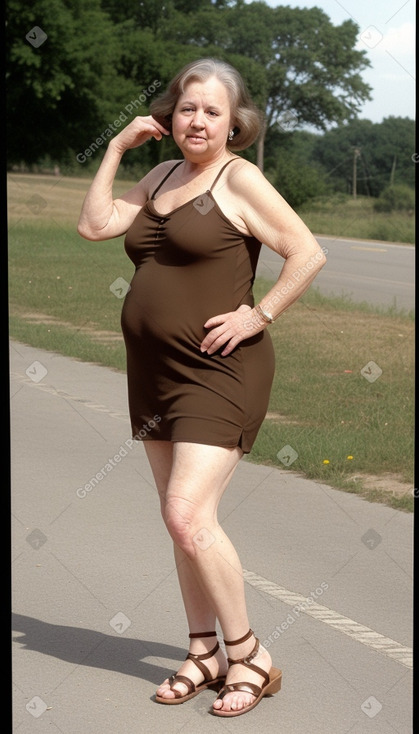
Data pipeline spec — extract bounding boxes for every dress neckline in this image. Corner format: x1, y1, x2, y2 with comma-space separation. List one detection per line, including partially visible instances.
146, 191, 256, 241
149, 157, 241, 216
148, 191, 212, 218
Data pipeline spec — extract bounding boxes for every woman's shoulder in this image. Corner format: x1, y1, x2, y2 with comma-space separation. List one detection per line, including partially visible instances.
227, 158, 266, 188
224, 158, 295, 224
226, 158, 275, 199
154, 158, 184, 171
148, 159, 183, 178
145, 159, 183, 180
142, 159, 183, 197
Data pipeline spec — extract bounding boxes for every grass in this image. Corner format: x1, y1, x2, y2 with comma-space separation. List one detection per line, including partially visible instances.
8, 174, 415, 511
250, 279, 414, 511
297, 193, 415, 244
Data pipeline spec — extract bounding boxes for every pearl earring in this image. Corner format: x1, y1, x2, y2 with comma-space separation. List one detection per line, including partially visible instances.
228, 129, 234, 141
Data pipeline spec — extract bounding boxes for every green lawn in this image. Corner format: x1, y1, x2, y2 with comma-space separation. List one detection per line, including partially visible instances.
297, 194, 414, 244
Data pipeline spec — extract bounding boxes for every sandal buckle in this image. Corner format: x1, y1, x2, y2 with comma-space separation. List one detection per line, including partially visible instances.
243, 648, 259, 665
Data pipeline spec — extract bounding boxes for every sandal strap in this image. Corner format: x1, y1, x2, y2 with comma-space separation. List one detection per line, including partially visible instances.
189, 630, 217, 639
225, 634, 270, 687
227, 636, 260, 666
228, 659, 269, 686
186, 640, 220, 682
188, 641, 220, 662
162, 633, 220, 698
223, 628, 254, 646
167, 674, 195, 697
216, 681, 262, 701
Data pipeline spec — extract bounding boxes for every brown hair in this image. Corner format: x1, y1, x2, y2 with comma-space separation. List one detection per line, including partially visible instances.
149, 58, 262, 151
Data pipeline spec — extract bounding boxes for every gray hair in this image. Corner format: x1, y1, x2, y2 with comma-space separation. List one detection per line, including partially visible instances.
149, 58, 262, 150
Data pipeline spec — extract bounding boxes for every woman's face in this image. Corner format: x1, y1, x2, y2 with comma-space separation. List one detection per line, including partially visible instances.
171, 76, 233, 162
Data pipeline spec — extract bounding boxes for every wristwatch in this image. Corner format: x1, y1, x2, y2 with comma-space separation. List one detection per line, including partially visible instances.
255, 304, 275, 323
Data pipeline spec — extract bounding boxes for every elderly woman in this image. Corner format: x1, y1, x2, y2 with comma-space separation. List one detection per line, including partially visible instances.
78, 58, 326, 717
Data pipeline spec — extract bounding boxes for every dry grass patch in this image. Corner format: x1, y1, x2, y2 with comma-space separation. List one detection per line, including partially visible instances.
7, 173, 137, 225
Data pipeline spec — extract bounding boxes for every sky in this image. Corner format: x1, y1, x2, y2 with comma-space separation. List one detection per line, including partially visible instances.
262, 0, 415, 123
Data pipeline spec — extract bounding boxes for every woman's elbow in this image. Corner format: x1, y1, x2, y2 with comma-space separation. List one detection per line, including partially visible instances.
77, 222, 101, 241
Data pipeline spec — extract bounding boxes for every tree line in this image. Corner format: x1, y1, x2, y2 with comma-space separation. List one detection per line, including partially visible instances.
6, 0, 414, 205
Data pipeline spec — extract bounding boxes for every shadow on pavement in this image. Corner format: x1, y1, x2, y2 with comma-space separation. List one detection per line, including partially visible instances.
12, 612, 187, 686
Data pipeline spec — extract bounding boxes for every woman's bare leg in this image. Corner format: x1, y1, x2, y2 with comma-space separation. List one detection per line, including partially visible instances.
144, 441, 227, 699
144, 441, 219, 632
144, 440, 272, 712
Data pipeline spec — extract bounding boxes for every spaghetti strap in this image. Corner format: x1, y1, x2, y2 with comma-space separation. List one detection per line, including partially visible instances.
151, 157, 241, 200
209, 157, 241, 191
151, 161, 183, 199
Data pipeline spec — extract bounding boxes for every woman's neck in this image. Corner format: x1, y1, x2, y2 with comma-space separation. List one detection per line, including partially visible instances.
181, 150, 236, 177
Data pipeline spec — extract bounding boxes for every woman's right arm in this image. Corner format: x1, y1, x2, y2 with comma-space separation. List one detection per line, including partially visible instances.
77, 116, 170, 241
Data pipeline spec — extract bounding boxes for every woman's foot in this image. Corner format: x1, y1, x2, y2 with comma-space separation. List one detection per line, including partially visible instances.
212, 630, 278, 715
156, 633, 228, 702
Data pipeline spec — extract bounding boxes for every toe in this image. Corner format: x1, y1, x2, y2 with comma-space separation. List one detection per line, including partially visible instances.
157, 679, 189, 700
157, 687, 175, 699
159, 690, 176, 699
156, 679, 175, 699
230, 692, 246, 712
156, 680, 169, 697
213, 690, 255, 713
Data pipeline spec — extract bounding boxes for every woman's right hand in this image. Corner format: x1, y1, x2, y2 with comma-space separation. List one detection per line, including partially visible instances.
110, 115, 171, 154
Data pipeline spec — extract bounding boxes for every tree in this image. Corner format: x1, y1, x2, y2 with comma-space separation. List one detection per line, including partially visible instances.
264, 129, 331, 207
311, 117, 415, 197
155, 1, 373, 169
370, 117, 415, 190
6, 0, 137, 165
5, 0, 375, 173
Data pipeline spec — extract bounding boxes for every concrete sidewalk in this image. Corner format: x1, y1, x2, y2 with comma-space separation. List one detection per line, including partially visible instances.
10, 340, 413, 733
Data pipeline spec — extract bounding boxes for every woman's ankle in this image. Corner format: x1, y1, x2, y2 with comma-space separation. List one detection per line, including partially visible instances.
188, 630, 218, 654
224, 630, 271, 669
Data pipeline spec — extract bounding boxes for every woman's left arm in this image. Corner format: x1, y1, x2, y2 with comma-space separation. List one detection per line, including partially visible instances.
200, 162, 327, 356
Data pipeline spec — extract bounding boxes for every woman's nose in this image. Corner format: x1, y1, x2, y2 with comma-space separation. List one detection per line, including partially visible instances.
191, 110, 205, 128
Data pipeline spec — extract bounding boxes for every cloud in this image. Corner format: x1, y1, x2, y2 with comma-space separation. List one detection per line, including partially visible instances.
357, 22, 415, 58
381, 22, 415, 56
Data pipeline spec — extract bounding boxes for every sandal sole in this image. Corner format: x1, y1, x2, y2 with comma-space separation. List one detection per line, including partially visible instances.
155, 676, 225, 705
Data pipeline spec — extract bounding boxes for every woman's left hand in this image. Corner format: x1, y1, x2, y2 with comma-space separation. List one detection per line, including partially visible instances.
200, 305, 265, 357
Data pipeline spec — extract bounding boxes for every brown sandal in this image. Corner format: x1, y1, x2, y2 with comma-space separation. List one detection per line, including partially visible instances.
212, 628, 282, 717
155, 631, 226, 705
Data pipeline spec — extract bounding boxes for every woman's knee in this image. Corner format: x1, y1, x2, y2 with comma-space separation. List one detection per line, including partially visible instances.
162, 496, 209, 557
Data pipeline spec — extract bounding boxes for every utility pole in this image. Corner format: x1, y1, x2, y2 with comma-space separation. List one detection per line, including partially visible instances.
390, 155, 397, 185
352, 147, 361, 199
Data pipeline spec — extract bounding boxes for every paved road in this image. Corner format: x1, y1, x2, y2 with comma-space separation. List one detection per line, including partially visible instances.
11, 341, 413, 733
257, 237, 415, 312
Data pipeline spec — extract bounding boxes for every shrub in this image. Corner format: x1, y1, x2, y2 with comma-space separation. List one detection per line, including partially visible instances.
373, 185, 415, 213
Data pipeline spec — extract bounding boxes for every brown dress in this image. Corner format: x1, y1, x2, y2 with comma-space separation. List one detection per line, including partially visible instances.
121, 158, 275, 453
